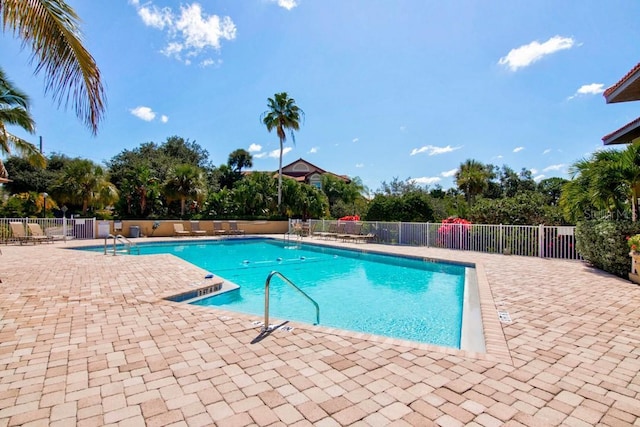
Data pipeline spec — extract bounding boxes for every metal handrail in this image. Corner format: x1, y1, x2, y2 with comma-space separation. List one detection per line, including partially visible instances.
103, 234, 139, 255
263, 271, 319, 331
116, 234, 139, 255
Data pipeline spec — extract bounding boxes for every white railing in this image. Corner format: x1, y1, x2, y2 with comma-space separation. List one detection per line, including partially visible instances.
306, 219, 581, 260
0, 217, 96, 241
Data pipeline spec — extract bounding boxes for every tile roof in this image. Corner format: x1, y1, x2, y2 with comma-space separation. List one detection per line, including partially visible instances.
603, 62, 640, 103
602, 115, 640, 145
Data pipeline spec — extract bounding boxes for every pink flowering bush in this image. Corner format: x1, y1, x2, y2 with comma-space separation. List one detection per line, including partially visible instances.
437, 217, 472, 249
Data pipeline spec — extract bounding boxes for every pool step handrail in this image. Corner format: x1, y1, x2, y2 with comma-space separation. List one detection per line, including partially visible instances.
283, 230, 301, 245
103, 233, 139, 255
263, 270, 319, 331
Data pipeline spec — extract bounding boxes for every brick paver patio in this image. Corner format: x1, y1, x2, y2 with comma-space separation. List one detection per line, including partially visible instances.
0, 236, 639, 426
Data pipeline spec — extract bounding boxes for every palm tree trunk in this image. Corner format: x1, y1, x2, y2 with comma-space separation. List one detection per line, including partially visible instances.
181, 198, 186, 217
278, 137, 283, 208
632, 188, 638, 222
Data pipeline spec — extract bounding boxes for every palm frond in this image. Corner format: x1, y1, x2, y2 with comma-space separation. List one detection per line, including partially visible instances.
1, 0, 106, 134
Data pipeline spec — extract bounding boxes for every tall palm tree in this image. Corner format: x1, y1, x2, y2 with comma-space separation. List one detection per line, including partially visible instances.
164, 164, 207, 217
454, 159, 493, 205
1, 0, 105, 133
261, 92, 304, 209
0, 67, 46, 179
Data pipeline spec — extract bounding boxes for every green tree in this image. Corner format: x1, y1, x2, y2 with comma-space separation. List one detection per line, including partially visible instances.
560, 149, 633, 223
107, 136, 212, 218
0, 67, 46, 179
3, 152, 69, 193
468, 192, 563, 225
537, 177, 568, 206
231, 172, 277, 216
164, 164, 207, 217
321, 174, 366, 217
455, 159, 494, 204
228, 148, 253, 173
365, 191, 434, 222
281, 177, 328, 220
1, 0, 105, 133
52, 158, 118, 215
261, 92, 304, 209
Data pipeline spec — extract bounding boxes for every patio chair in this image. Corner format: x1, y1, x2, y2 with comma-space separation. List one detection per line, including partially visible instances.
212, 221, 228, 236
228, 221, 244, 235
338, 222, 362, 241
27, 223, 55, 243
173, 223, 190, 237
190, 221, 207, 236
314, 222, 337, 239
9, 222, 34, 245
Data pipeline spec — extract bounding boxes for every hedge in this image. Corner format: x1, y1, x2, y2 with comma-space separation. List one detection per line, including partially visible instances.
575, 219, 640, 278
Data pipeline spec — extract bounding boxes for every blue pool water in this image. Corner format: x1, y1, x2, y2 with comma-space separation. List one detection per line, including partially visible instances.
93, 238, 466, 347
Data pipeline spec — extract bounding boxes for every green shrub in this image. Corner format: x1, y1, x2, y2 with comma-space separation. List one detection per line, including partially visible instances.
575, 219, 640, 278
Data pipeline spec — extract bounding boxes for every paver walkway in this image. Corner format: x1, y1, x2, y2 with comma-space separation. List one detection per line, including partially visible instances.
0, 237, 639, 426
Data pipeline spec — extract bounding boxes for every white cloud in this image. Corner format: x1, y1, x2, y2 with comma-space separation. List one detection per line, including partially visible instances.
410, 145, 461, 156
248, 143, 262, 152
543, 148, 552, 155
543, 163, 565, 172
270, 0, 299, 10
352, 138, 359, 143
498, 36, 575, 71
129, 0, 140, 6
568, 83, 605, 100
441, 168, 458, 178
138, 5, 172, 29
576, 83, 605, 95
513, 146, 525, 153
530, 168, 538, 174
254, 152, 267, 159
200, 58, 221, 67
130, 106, 156, 121
355, 163, 364, 168
309, 147, 318, 154
133, 2, 236, 64
399, 126, 406, 132
411, 177, 441, 185
534, 174, 546, 182
268, 147, 292, 158
160, 115, 169, 123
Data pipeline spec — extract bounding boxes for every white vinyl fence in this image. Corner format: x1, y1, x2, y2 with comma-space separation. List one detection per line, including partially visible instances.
1, 217, 96, 241
307, 219, 581, 260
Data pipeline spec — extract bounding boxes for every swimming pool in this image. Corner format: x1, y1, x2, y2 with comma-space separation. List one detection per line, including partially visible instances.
120, 238, 472, 349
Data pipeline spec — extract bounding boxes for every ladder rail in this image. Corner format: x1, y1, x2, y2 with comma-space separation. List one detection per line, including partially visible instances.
103, 234, 139, 255
263, 270, 319, 331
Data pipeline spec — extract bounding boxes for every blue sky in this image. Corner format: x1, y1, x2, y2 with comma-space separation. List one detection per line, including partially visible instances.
3, 0, 640, 192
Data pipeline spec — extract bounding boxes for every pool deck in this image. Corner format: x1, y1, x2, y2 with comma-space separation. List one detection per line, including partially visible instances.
1, 236, 639, 426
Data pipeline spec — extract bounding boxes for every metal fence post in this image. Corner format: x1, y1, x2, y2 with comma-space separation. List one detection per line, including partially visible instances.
538, 224, 544, 258
499, 224, 503, 254
426, 222, 430, 247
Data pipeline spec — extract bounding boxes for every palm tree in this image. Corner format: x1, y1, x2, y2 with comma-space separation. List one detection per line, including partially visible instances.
53, 158, 118, 214
261, 92, 304, 209
454, 159, 493, 205
0, 67, 46, 179
560, 148, 639, 223
0, 0, 105, 133
164, 164, 207, 217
